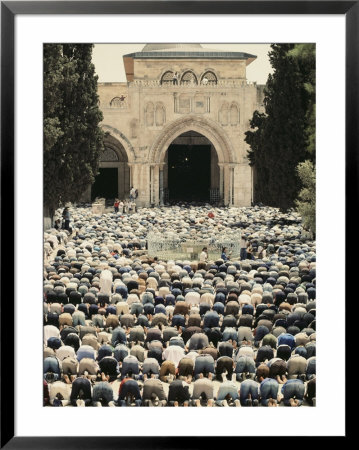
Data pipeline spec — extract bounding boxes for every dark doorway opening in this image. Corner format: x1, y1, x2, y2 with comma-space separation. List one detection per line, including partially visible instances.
91, 168, 118, 201
168, 144, 211, 202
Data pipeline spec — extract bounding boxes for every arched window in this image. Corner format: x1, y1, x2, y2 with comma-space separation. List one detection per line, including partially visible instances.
110, 96, 127, 108
180, 71, 198, 85
201, 71, 217, 85
155, 103, 166, 126
219, 102, 229, 126
145, 102, 154, 127
161, 71, 175, 85
230, 103, 240, 125
100, 147, 119, 162
130, 119, 138, 138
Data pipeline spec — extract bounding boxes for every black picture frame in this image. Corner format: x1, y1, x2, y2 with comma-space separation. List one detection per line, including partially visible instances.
1, 1, 354, 447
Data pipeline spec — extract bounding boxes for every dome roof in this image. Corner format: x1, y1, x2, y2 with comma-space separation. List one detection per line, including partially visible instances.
142, 43, 203, 52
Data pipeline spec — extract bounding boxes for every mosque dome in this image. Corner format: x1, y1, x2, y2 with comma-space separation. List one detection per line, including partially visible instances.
141, 43, 203, 52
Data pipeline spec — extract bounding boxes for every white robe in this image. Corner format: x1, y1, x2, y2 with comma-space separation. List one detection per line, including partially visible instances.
99, 269, 113, 296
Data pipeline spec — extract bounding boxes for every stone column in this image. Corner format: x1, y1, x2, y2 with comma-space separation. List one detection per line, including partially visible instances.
149, 164, 155, 205
117, 165, 123, 200
127, 163, 134, 191
229, 164, 236, 206
218, 163, 224, 203
152, 164, 160, 205
159, 165, 164, 206
222, 164, 230, 206
235, 163, 252, 206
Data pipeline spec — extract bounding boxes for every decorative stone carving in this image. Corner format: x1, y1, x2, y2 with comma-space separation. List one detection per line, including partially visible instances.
178, 95, 191, 114
155, 103, 166, 126
161, 70, 174, 85
130, 119, 138, 138
193, 95, 207, 114
110, 95, 128, 108
145, 102, 154, 127
230, 103, 240, 125
219, 102, 229, 126
180, 71, 198, 85
201, 71, 217, 85
100, 147, 119, 162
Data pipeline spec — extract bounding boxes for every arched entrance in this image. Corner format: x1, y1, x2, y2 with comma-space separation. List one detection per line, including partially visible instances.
149, 116, 237, 206
91, 135, 130, 202
164, 131, 220, 203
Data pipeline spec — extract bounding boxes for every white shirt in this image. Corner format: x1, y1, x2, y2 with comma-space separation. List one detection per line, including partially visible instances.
200, 251, 207, 262
44, 325, 60, 345
99, 269, 113, 296
116, 302, 130, 315
239, 294, 251, 305
127, 294, 140, 306
49, 381, 71, 405
184, 291, 200, 306
185, 351, 200, 362
162, 345, 186, 367
200, 293, 214, 306
237, 346, 255, 358
49, 303, 62, 314
56, 345, 76, 361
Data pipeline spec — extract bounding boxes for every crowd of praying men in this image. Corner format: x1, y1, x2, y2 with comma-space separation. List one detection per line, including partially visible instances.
43, 204, 316, 407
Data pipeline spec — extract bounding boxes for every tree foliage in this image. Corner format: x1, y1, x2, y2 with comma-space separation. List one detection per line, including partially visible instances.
245, 44, 315, 211
288, 44, 316, 160
288, 44, 316, 233
296, 160, 316, 235
44, 44, 104, 215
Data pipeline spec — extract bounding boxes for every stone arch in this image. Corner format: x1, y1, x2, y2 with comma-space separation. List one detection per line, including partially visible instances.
180, 70, 198, 85
155, 102, 166, 126
230, 102, 240, 125
101, 125, 136, 162
103, 134, 128, 162
92, 133, 131, 201
100, 147, 119, 162
160, 69, 174, 85
200, 70, 218, 85
145, 102, 155, 127
149, 115, 236, 165
219, 102, 229, 126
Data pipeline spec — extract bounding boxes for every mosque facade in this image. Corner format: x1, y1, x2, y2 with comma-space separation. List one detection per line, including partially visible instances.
87, 44, 265, 207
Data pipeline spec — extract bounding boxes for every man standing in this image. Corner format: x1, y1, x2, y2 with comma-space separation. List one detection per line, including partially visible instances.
200, 247, 208, 262
130, 187, 136, 201
62, 207, 70, 231
240, 236, 247, 260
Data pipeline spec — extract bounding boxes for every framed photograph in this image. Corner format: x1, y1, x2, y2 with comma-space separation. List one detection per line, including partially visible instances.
1, 1, 354, 447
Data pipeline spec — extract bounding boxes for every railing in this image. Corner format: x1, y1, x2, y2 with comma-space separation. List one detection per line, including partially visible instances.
129, 80, 256, 88
147, 232, 241, 261
209, 188, 222, 204
163, 188, 169, 204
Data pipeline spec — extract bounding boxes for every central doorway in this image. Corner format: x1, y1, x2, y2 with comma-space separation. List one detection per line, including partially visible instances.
168, 144, 211, 202
165, 131, 219, 203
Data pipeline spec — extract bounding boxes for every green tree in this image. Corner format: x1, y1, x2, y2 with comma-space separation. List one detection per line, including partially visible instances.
289, 44, 316, 233
44, 44, 104, 218
288, 44, 316, 160
296, 160, 316, 236
245, 44, 312, 211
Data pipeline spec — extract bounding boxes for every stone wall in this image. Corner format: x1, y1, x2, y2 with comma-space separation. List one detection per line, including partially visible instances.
92, 57, 264, 207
